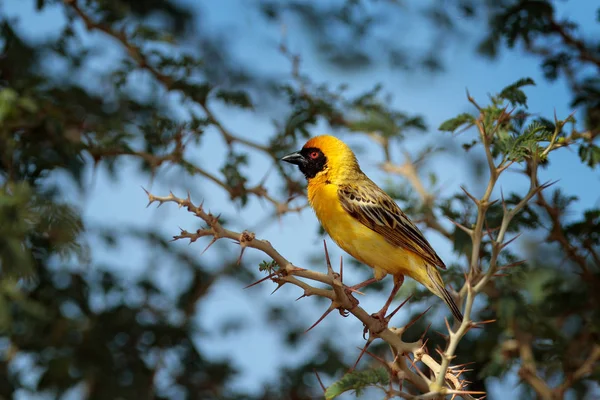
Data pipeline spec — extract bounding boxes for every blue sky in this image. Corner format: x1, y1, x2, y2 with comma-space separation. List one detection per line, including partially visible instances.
3, 0, 599, 399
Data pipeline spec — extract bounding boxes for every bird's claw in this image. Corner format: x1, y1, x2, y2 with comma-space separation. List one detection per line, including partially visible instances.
338, 308, 350, 317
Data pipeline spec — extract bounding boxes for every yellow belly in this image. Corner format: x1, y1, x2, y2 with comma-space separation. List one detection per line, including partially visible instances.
308, 182, 427, 283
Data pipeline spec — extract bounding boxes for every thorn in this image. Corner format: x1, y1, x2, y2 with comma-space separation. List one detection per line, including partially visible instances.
305, 304, 335, 333
471, 319, 496, 327
453, 367, 472, 378
436, 347, 456, 362
446, 217, 473, 235
460, 185, 479, 205
200, 237, 218, 255
450, 389, 486, 396
501, 232, 523, 249
345, 286, 366, 296
484, 219, 495, 241
323, 240, 334, 276
348, 277, 379, 292
270, 281, 286, 295
339, 256, 344, 282
451, 361, 477, 369
386, 294, 413, 322
350, 338, 374, 372
420, 322, 432, 342
444, 317, 454, 335
244, 272, 277, 289
500, 187, 507, 212
363, 348, 389, 369
541, 179, 558, 190
407, 353, 420, 371
408, 354, 429, 381
496, 260, 526, 271
498, 161, 514, 174
435, 330, 449, 341
237, 247, 246, 265
404, 306, 432, 331
295, 293, 308, 301
314, 369, 326, 393
142, 187, 153, 207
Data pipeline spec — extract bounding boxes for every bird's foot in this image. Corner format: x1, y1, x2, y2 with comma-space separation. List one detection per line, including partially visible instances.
342, 291, 360, 312
363, 276, 405, 336
339, 277, 378, 314
363, 309, 392, 336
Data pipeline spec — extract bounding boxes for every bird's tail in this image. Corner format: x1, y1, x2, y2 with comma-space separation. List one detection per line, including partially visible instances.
441, 287, 463, 323
425, 264, 464, 322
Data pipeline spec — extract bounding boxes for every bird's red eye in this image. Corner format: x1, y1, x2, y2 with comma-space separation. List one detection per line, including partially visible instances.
309, 151, 319, 159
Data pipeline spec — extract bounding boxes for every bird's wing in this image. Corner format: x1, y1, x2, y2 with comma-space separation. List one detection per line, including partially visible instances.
338, 182, 446, 270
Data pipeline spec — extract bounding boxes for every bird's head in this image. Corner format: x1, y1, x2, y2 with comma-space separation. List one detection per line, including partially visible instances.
280, 135, 359, 181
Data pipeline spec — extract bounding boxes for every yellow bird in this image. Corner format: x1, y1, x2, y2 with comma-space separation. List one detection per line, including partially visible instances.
281, 135, 463, 322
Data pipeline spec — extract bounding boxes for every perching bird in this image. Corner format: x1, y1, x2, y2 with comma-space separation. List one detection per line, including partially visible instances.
281, 135, 463, 322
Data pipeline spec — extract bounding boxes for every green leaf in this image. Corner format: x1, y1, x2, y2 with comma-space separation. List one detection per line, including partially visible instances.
578, 144, 600, 167
498, 77, 536, 107
324, 367, 389, 399
0, 88, 18, 122
347, 108, 399, 137
0, 294, 10, 332
494, 120, 554, 162
220, 151, 249, 205
215, 89, 253, 109
438, 113, 474, 132
258, 260, 277, 272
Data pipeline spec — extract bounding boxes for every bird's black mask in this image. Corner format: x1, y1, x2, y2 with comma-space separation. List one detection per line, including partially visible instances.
281, 147, 327, 179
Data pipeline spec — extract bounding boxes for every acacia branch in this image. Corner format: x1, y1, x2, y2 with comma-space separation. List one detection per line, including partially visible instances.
548, 20, 600, 69
436, 102, 559, 394
515, 329, 554, 400
64, 0, 305, 216
535, 185, 593, 274
465, 117, 498, 277
557, 344, 600, 395
144, 189, 481, 399
65, 0, 269, 154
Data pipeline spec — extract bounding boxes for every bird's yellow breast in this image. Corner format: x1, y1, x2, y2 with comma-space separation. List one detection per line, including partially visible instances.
307, 182, 426, 282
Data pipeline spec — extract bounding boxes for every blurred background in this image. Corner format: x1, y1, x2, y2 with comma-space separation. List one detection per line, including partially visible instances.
0, 0, 598, 399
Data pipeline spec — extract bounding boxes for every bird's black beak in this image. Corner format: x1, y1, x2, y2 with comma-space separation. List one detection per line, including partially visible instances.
280, 151, 306, 166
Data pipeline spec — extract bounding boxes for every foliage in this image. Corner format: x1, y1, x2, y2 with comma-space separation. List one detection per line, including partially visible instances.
324, 368, 389, 399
